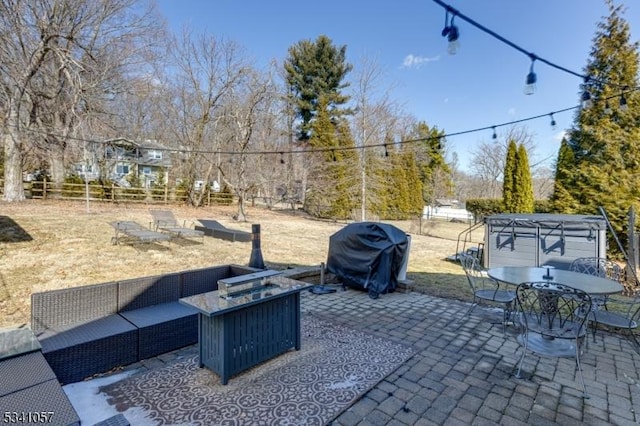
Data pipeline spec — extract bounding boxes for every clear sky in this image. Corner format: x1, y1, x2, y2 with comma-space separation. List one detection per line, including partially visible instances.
155, 0, 640, 172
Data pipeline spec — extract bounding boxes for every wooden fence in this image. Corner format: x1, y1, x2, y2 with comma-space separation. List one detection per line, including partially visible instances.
0, 180, 233, 206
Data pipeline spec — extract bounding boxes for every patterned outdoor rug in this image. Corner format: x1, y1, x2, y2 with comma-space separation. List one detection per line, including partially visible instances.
101, 316, 415, 425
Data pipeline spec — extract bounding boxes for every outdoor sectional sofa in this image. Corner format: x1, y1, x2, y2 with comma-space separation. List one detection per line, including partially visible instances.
31, 264, 260, 384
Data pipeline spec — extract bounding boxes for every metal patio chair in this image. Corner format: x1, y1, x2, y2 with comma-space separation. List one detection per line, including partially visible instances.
514, 281, 592, 398
570, 257, 625, 282
459, 252, 516, 333
569, 257, 638, 350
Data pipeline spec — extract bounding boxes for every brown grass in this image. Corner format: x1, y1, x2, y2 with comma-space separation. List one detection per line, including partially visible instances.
0, 200, 483, 328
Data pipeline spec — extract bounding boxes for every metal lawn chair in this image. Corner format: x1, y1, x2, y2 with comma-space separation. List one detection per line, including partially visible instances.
569, 257, 639, 351
514, 281, 592, 398
459, 252, 516, 334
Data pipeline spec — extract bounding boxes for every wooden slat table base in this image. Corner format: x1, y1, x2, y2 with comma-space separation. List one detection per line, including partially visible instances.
197, 293, 300, 385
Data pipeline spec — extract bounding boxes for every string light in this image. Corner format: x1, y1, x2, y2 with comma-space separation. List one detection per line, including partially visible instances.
549, 113, 557, 130
279, 152, 285, 164
431, 0, 635, 94
604, 101, 612, 115
384, 144, 389, 157
620, 92, 628, 111
524, 55, 537, 95
581, 77, 592, 109
10, 98, 612, 160
491, 126, 497, 140
441, 8, 460, 55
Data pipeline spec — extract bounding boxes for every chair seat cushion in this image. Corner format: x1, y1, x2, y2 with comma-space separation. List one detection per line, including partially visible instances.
118, 301, 197, 328
0, 351, 57, 397
36, 314, 137, 353
119, 302, 199, 359
0, 379, 80, 425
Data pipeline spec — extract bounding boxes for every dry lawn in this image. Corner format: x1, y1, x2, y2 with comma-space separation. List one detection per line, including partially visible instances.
0, 200, 484, 329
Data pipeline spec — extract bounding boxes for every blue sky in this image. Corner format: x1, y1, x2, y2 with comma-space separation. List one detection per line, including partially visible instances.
156, 0, 640, 172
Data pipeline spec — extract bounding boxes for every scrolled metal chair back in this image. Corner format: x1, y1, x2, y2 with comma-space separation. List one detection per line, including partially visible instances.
570, 257, 625, 282
459, 252, 483, 290
516, 281, 592, 338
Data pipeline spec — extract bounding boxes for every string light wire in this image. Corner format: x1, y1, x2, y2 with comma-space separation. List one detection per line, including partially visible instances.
431, 0, 636, 92
10, 103, 582, 159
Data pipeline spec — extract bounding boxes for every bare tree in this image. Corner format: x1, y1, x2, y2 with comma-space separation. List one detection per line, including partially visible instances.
0, 0, 163, 201
219, 69, 275, 221
467, 125, 537, 199
350, 55, 403, 221
162, 28, 248, 206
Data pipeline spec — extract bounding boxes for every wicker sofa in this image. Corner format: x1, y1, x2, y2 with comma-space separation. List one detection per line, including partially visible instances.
31, 264, 260, 384
0, 328, 80, 426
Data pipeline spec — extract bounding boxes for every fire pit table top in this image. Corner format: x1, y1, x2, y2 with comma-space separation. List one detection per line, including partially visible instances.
179, 273, 313, 316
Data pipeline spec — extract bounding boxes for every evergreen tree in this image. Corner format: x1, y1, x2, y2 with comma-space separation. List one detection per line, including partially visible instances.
304, 97, 358, 219
503, 140, 518, 213
386, 150, 411, 219
284, 35, 353, 140
402, 147, 425, 216
362, 132, 396, 219
515, 144, 535, 213
413, 123, 451, 205
550, 138, 581, 212
380, 145, 424, 220
552, 1, 640, 251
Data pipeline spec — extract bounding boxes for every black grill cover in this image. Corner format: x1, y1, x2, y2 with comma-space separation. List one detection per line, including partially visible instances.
326, 222, 408, 299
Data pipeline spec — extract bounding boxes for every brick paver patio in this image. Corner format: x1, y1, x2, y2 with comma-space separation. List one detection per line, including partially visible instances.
113, 287, 640, 425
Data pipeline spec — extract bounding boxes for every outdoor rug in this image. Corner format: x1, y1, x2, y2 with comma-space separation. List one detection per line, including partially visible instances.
101, 316, 415, 425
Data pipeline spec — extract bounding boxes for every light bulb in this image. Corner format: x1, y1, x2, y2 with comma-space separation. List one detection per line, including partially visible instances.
524, 71, 536, 95
620, 94, 628, 111
447, 25, 459, 55
524, 59, 537, 95
581, 90, 592, 109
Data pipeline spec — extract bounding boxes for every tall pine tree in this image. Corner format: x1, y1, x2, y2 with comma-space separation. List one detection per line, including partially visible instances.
503, 140, 518, 213
304, 96, 358, 219
551, 1, 640, 251
411, 123, 451, 205
515, 144, 535, 213
284, 35, 353, 140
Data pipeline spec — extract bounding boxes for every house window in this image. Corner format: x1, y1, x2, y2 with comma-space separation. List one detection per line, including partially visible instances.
116, 163, 129, 175
142, 167, 152, 175
148, 150, 162, 160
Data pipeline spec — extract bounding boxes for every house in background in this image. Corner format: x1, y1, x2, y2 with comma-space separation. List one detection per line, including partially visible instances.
75, 138, 172, 188
423, 199, 474, 222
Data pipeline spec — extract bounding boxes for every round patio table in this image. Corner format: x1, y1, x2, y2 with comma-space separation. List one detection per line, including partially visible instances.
487, 266, 623, 295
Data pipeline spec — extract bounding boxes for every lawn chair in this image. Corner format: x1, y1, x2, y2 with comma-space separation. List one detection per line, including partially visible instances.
109, 221, 171, 245
149, 209, 204, 240
195, 219, 252, 242
458, 252, 516, 334
514, 281, 592, 398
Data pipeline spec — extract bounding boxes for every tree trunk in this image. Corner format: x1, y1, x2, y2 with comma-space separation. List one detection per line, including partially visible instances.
236, 194, 247, 221
3, 110, 25, 202
49, 144, 66, 187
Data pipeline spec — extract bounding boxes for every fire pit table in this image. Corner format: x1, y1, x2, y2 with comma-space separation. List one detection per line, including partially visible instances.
179, 271, 312, 384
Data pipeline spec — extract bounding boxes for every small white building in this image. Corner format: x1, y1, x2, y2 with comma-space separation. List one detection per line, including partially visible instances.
423, 199, 473, 221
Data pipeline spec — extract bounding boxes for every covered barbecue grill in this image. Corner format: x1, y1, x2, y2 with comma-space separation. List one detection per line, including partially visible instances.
326, 222, 409, 299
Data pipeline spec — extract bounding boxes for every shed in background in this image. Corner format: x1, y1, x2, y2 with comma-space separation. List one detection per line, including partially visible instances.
483, 213, 607, 269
